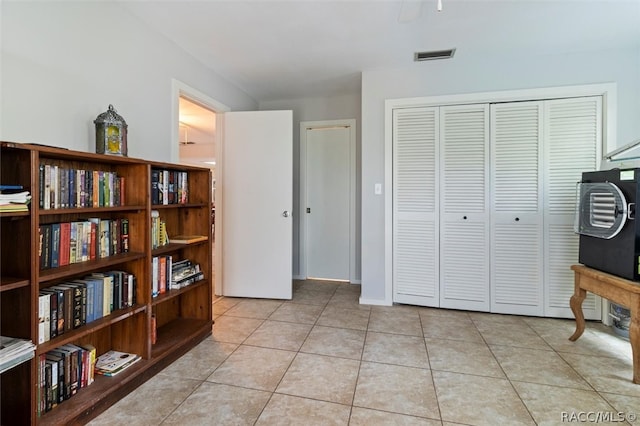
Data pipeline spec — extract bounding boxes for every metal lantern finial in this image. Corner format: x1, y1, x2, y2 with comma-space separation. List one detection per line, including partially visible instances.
95, 104, 128, 156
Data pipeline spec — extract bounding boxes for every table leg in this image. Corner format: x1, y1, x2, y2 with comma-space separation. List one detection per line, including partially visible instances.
569, 276, 586, 342
630, 300, 639, 384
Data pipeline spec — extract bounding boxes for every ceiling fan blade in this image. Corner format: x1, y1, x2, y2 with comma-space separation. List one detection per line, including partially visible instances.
398, 0, 423, 23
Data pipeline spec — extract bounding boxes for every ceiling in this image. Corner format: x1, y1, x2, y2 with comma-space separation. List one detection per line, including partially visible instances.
118, 0, 639, 102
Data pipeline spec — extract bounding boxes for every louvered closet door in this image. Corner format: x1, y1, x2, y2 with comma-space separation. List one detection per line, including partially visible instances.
544, 96, 601, 319
490, 101, 544, 316
440, 104, 490, 311
393, 107, 439, 306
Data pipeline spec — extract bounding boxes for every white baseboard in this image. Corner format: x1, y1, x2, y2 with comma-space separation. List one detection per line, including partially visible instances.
359, 297, 392, 306
293, 275, 305, 280
350, 279, 361, 284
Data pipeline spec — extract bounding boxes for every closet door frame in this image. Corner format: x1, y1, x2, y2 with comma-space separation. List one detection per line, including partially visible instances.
385, 83, 616, 312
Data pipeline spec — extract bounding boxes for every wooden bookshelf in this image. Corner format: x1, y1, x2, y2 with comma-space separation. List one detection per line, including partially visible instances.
0, 141, 213, 425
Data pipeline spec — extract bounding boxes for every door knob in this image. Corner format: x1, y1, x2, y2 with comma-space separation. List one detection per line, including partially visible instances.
282, 210, 291, 217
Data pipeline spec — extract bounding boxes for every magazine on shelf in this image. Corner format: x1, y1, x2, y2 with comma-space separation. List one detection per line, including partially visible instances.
95, 350, 141, 376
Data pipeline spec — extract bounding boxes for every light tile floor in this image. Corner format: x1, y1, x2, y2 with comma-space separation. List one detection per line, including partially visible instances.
89, 280, 640, 425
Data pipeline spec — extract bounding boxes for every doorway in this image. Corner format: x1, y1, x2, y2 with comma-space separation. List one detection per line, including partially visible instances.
171, 79, 230, 298
300, 119, 356, 282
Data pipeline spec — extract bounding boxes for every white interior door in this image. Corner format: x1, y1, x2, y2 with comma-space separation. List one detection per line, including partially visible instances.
439, 104, 490, 311
490, 101, 544, 316
544, 96, 601, 319
221, 110, 293, 299
392, 106, 440, 306
305, 126, 350, 280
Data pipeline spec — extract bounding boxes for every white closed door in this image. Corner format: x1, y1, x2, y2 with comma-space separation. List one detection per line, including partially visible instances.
490, 101, 544, 316
221, 110, 293, 299
439, 104, 490, 311
392, 107, 439, 306
544, 96, 601, 319
305, 126, 351, 280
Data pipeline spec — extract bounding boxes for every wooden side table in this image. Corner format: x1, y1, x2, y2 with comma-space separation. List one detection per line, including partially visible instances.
569, 264, 640, 384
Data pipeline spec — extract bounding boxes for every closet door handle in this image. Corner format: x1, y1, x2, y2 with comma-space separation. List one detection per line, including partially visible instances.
515, 217, 520, 222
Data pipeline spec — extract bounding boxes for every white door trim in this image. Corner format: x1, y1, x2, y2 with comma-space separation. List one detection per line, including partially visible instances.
384, 83, 617, 307
300, 119, 357, 282
171, 79, 230, 296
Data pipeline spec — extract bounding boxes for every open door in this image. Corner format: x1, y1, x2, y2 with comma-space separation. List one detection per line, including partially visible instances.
220, 110, 293, 299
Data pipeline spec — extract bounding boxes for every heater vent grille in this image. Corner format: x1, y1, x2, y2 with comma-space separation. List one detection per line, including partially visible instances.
414, 49, 456, 61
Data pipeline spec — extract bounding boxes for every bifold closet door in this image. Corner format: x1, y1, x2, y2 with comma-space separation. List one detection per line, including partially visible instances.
392, 107, 439, 306
544, 96, 602, 319
490, 101, 544, 316
439, 104, 490, 311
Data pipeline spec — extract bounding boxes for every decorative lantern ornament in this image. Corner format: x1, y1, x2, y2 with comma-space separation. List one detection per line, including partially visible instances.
95, 104, 128, 156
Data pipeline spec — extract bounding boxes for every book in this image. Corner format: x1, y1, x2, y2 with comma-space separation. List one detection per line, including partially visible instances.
50, 223, 61, 268
0, 184, 24, 190
169, 235, 207, 244
95, 350, 140, 376
0, 203, 29, 212
120, 218, 129, 253
38, 293, 51, 344
59, 222, 71, 267
151, 256, 159, 297
39, 290, 58, 339
159, 256, 167, 294
40, 287, 64, 336
80, 344, 96, 386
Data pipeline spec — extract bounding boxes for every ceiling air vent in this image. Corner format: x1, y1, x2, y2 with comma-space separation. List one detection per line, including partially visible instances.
414, 48, 456, 61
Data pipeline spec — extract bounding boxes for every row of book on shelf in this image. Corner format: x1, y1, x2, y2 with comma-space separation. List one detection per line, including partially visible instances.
39, 218, 129, 270
38, 271, 137, 344
39, 164, 125, 209
151, 210, 208, 249
0, 184, 31, 212
151, 168, 189, 205
152, 256, 204, 297
151, 210, 169, 249
39, 346, 139, 415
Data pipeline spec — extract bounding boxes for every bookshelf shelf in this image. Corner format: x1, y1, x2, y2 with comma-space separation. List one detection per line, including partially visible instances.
151, 240, 209, 256
151, 202, 209, 209
37, 357, 149, 426
152, 317, 212, 359
38, 205, 147, 216
151, 278, 208, 306
36, 304, 148, 355
0, 141, 213, 425
0, 211, 30, 218
0, 277, 30, 292
38, 252, 146, 283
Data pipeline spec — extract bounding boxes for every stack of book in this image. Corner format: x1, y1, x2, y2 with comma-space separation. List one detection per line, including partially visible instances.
95, 350, 140, 377
0, 336, 36, 374
0, 185, 31, 213
171, 259, 204, 290
39, 343, 96, 414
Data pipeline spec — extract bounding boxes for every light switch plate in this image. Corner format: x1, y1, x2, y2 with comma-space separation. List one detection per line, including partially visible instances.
375, 183, 382, 195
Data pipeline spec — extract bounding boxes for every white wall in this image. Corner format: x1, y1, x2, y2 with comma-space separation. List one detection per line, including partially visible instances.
0, 1, 257, 161
259, 93, 362, 280
361, 47, 640, 303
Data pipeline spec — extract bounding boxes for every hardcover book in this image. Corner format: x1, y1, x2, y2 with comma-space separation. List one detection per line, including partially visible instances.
169, 235, 207, 244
